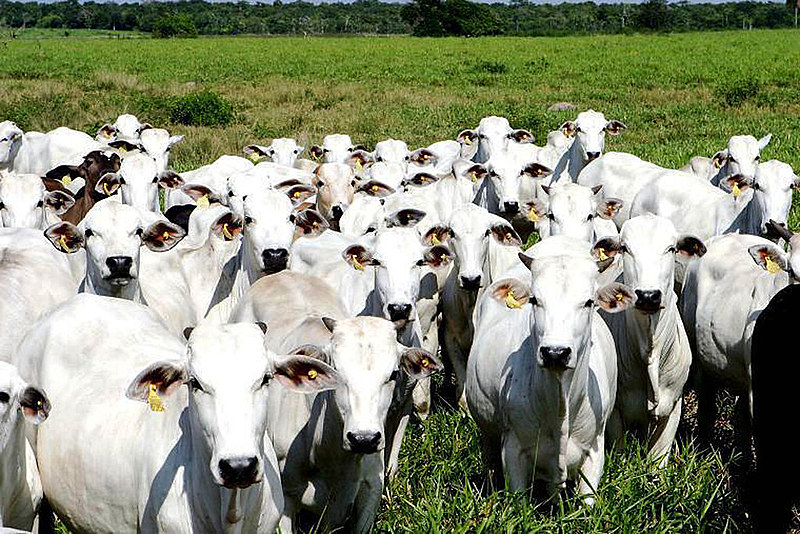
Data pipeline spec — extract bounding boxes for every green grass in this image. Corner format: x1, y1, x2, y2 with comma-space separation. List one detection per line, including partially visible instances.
7, 30, 798, 532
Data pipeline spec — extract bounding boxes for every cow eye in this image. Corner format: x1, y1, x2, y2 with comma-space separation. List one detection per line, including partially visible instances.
323, 148, 330, 153
188, 377, 204, 392
752, 183, 761, 191
547, 213, 555, 221
667, 246, 676, 253
84, 228, 94, 238
316, 181, 324, 188
529, 296, 539, 306
371, 258, 382, 267
387, 370, 400, 383
575, 127, 583, 134
245, 216, 254, 225
584, 299, 594, 308
350, 180, 357, 187
260, 373, 272, 388
587, 213, 594, 221
416, 259, 425, 267
375, 157, 383, 162
228, 190, 235, 197
0, 391, 9, 403
135, 228, 143, 236
755, 155, 761, 161
37, 200, 44, 207
0, 202, 5, 209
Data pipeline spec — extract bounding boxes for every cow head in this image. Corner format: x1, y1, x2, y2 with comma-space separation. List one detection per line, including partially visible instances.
713, 134, 772, 185
0, 361, 50, 452
747, 160, 798, 238
1, 172, 74, 229
486, 158, 552, 216
314, 163, 357, 228
536, 183, 621, 242
138, 128, 184, 172
560, 109, 626, 164
114, 153, 184, 213
0, 121, 24, 169
244, 138, 303, 167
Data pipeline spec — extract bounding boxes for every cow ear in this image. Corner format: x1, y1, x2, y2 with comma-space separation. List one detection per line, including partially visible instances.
139, 123, 153, 132
423, 224, 452, 246
409, 148, 437, 167
724, 174, 752, 196
597, 198, 623, 220
591, 184, 603, 196
424, 245, 453, 268
211, 211, 244, 242
272, 355, 340, 393
676, 236, 706, 258
525, 199, 547, 223
490, 222, 522, 247
343, 244, 373, 271
183, 327, 194, 340
758, 133, 772, 152
347, 149, 373, 171
108, 140, 140, 154
44, 222, 85, 254
141, 221, 186, 252
95, 172, 124, 197
157, 171, 184, 190
97, 123, 116, 139
286, 185, 316, 206
712, 151, 728, 169
356, 180, 395, 198
386, 208, 426, 228
508, 129, 534, 144
593, 236, 623, 263
243, 145, 269, 162
518, 252, 533, 270
126, 360, 187, 402
321, 317, 337, 333
400, 348, 442, 380
273, 178, 303, 192
290, 344, 330, 364
294, 209, 329, 238
748, 244, 787, 274
457, 129, 478, 146
309, 145, 324, 159
44, 190, 75, 215
604, 120, 627, 135
168, 135, 184, 148
521, 163, 552, 178
19, 385, 50, 424
404, 172, 439, 188
488, 278, 530, 309
44, 164, 83, 187
596, 283, 635, 314
560, 121, 576, 137
462, 163, 488, 184
183, 184, 220, 206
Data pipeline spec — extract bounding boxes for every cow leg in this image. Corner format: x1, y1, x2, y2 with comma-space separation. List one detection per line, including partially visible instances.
37, 497, 55, 534
351, 461, 384, 534
606, 407, 624, 451
479, 430, 503, 490
696, 373, 717, 446
501, 431, 531, 492
735, 394, 754, 465
577, 435, 605, 507
386, 412, 410, 481
648, 398, 682, 468
412, 323, 439, 420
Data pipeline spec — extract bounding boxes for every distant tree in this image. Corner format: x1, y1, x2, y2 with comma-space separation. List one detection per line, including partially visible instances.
637, 0, 669, 30
401, 0, 446, 36
152, 13, 198, 38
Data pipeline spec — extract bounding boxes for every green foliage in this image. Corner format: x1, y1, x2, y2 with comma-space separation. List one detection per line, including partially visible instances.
716, 77, 763, 107
152, 14, 198, 39
169, 90, 234, 127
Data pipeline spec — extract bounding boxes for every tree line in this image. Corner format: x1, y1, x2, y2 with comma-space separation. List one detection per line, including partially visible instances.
0, 0, 796, 38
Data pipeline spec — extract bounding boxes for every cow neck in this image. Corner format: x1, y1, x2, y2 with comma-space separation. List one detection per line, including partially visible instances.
82, 273, 143, 302
549, 137, 586, 186
717, 191, 755, 236
0, 416, 28, 518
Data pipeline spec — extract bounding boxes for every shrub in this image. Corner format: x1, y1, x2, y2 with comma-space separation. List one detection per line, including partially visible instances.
716, 78, 762, 107
169, 90, 234, 127
152, 14, 198, 39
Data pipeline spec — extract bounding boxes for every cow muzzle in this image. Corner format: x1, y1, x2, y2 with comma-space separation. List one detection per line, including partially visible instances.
218, 456, 261, 489
539, 346, 572, 371
502, 201, 519, 215
387, 303, 413, 323
105, 256, 134, 284
331, 204, 344, 221
586, 152, 601, 162
634, 289, 662, 314
346, 431, 382, 454
261, 248, 289, 274
459, 274, 482, 291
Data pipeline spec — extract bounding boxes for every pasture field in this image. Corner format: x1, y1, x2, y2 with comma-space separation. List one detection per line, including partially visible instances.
3, 29, 799, 532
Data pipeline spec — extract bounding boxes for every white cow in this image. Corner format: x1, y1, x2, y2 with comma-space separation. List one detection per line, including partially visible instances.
310, 134, 368, 165
313, 163, 357, 229
457, 116, 534, 164
138, 127, 184, 172
231, 271, 440, 533
10, 126, 103, 176
0, 121, 24, 172
96, 113, 145, 143
42, 199, 186, 302
244, 138, 304, 168
593, 215, 704, 464
681, 228, 799, 441
166, 155, 254, 210
547, 109, 626, 185
114, 152, 185, 213
531, 183, 621, 243
681, 134, 772, 185
438, 204, 522, 404
14, 294, 336, 533
466, 236, 630, 502
0, 171, 74, 229
0, 362, 50, 532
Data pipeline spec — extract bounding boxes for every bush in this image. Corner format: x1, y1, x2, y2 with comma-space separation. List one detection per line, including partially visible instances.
169, 90, 234, 127
152, 14, 198, 39
716, 78, 762, 107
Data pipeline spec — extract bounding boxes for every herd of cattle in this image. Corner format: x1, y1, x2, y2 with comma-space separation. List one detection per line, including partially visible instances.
0, 110, 798, 532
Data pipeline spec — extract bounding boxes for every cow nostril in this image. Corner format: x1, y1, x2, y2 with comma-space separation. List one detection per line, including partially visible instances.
586, 152, 601, 161
218, 456, 259, 488
347, 431, 382, 454
387, 303, 412, 322
261, 248, 289, 274
106, 256, 133, 275
503, 201, 519, 214
460, 274, 482, 291
539, 346, 571, 369
634, 289, 662, 312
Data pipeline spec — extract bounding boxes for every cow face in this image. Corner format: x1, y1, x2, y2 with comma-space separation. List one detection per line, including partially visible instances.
311, 134, 360, 164
127, 323, 338, 489
116, 153, 184, 213
373, 139, 410, 165
714, 134, 772, 184
44, 200, 185, 296
443, 205, 521, 291
0, 121, 23, 168
244, 138, 303, 168
317, 317, 440, 454
343, 227, 452, 326
1, 173, 74, 229
537, 183, 621, 242
241, 189, 327, 277
139, 128, 184, 172
561, 110, 626, 164
0, 361, 50, 452
486, 159, 551, 216
96, 114, 145, 143
314, 163, 357, 227
597, 215, 705, 316
750, 161, 798, 238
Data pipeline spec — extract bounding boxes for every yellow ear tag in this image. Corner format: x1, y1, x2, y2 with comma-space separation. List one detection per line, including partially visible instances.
162, 231, 170, 240
62, 175, 72, 187
505, 290, 522, 309
371, 185, 380, 193
118, 146, 127, 154
147, 384, 166, 412
765, 255, 781, 274
732, 182, 741, 199
58, 235, 72, 253
355, 160, 363, 170
352, 255, 364, 271
222, 223, 234, 240
249, 152, 261, 162
421, 357, 430, 368
293, 191, 302, 200
431, 235, 441, 245
597, 248, 608, 261
196, 195, 210, 208
616, 292, 624, 302
528, 207, 539, 222
471, 172, 478, 184
307, 369, 318, 380
464, 137, 473, 146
